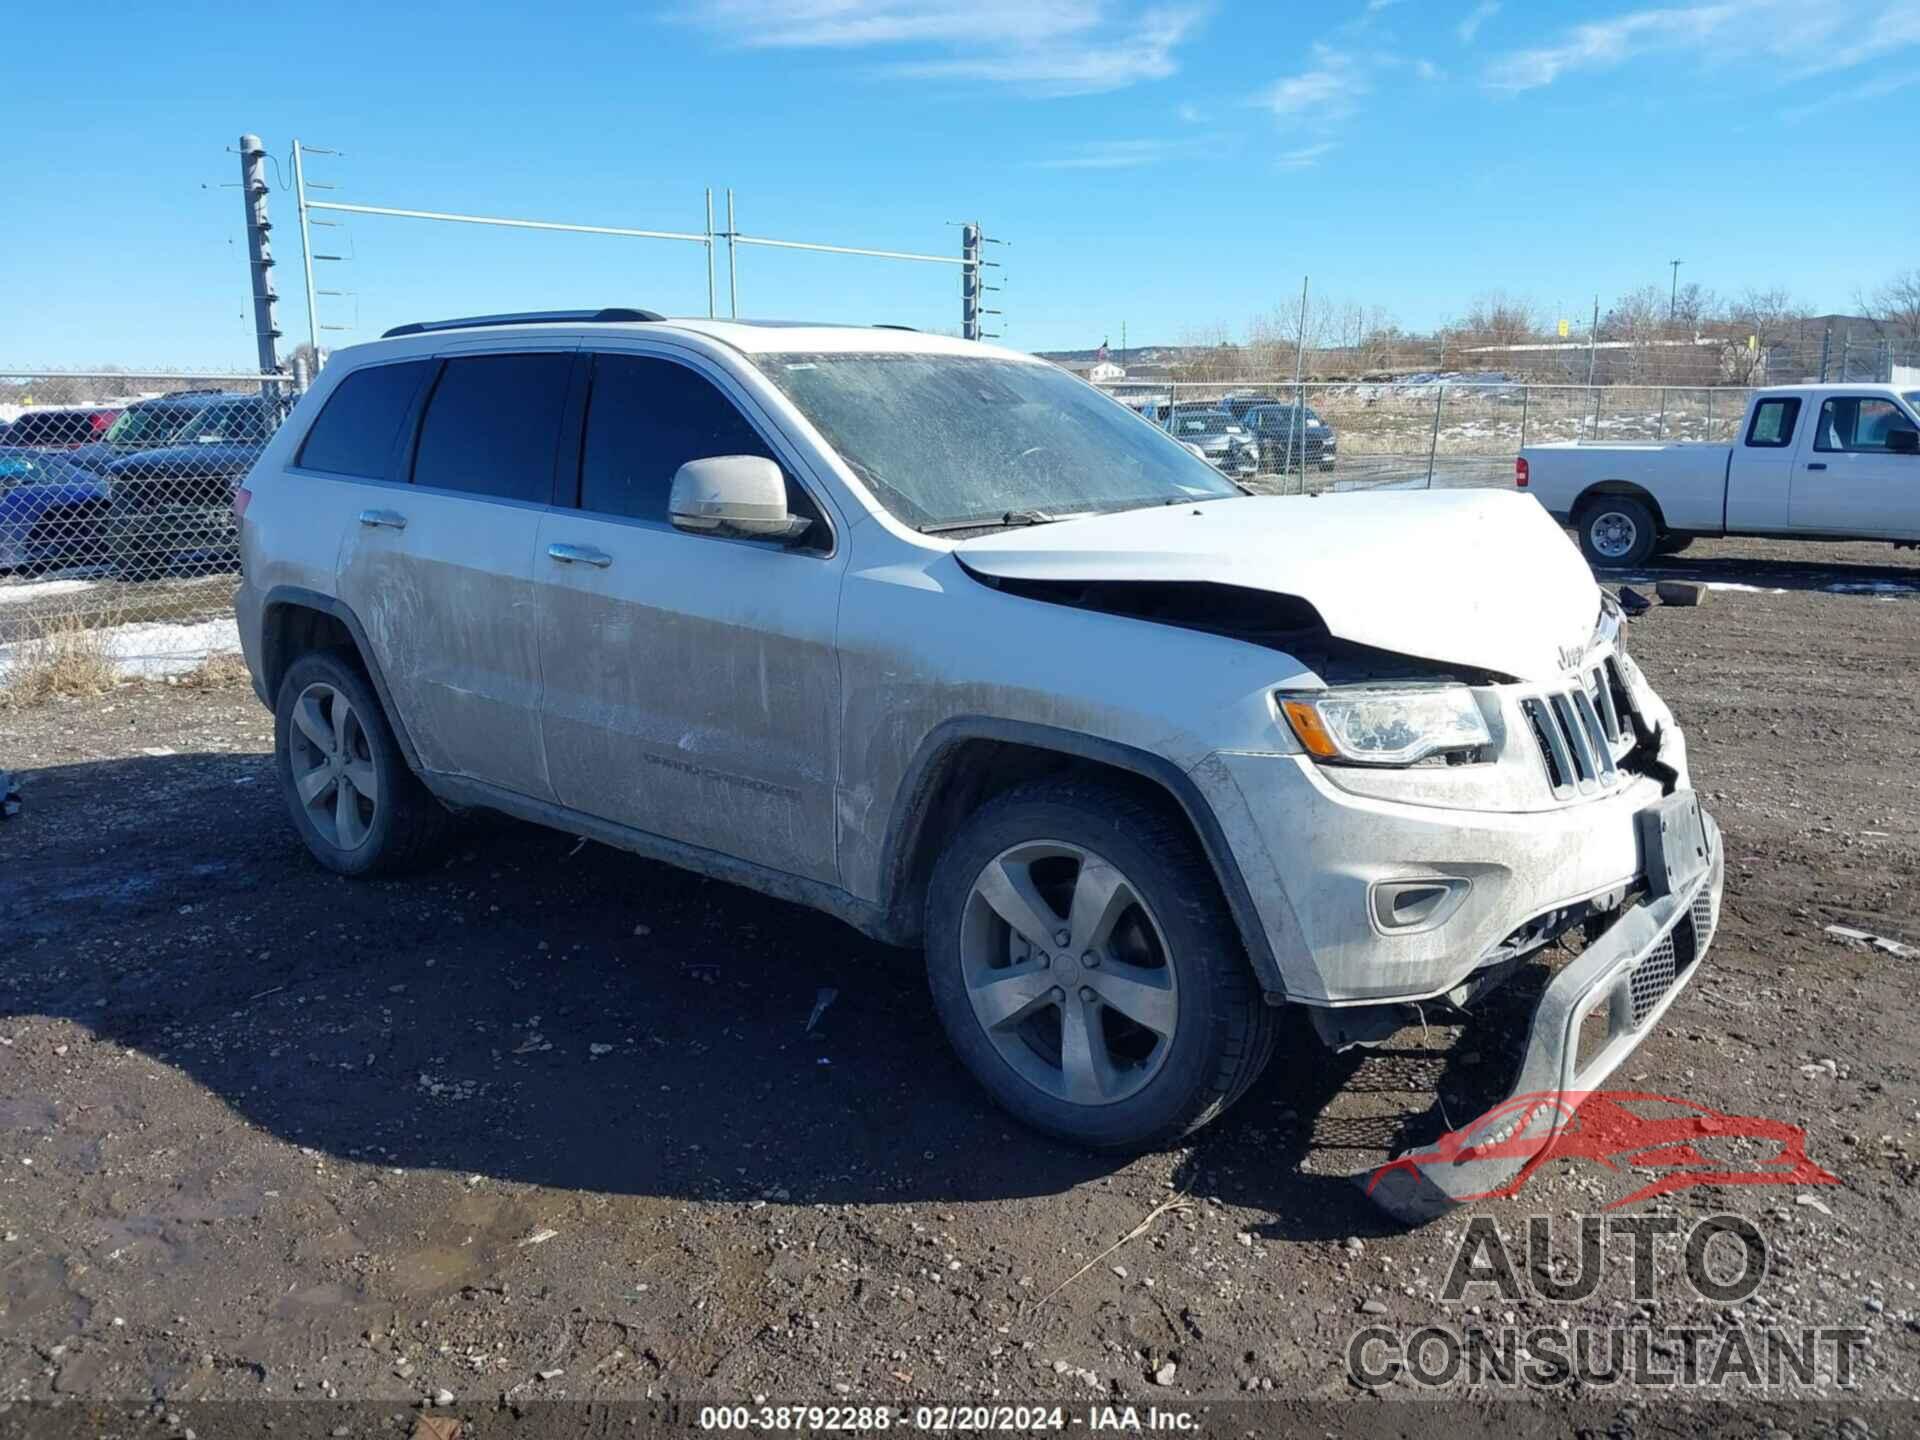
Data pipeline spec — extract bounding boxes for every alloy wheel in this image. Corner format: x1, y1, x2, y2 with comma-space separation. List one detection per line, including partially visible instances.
959, 840, 1179, 1107
287, 681, 380, 850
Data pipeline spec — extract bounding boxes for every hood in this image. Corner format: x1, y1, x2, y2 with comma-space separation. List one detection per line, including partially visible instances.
953, 490, 1601, 683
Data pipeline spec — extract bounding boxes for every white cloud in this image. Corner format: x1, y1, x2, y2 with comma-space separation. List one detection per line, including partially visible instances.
1413, 57, 1442, 80
684, 0, 1210, 94
1176, 101, 1205, 123
1457, 0, 1499, 42
1482, 0, 1920, 92
1276, 142, 1336, 169
1254, 45, 1366, 124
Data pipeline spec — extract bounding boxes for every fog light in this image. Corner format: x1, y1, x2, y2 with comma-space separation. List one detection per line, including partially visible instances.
1370, 878, 1470, 934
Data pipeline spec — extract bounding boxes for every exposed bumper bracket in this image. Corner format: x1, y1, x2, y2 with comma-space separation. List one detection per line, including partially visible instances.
1365, 814, 1723, 1223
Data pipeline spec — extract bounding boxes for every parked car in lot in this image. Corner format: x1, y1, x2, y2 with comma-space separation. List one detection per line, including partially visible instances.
1242, 403, 1337, 473
1518, 382, 1920, 566
1162, 407, 1259, 479
2, 405, 121, 449
95, 391, 277, 578
0, 449, 112, 570
235, 310, 1721, 1205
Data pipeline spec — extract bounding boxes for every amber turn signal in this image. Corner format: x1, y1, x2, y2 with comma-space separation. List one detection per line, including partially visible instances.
1279, 698, 1341, 760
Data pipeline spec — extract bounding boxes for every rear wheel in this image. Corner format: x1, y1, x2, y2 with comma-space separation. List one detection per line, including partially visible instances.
925, 779, 1276, 1150
274, 648, 451, 877
1575, 495, 1658, 568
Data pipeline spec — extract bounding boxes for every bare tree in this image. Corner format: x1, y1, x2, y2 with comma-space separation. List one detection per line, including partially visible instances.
1456, 291, 1541, 348
1169, 325, 1246, 384
1858, 269, 1920, 339
1720, 287, 1810, 385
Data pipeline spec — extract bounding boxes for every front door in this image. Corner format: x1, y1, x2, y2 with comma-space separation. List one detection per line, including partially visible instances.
533, 349, 845, 883
1788, 394, 1920, 538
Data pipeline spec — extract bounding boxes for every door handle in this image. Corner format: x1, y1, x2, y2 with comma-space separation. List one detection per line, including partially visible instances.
1806, 462, 1827, 471
358, 508, 408, 529
547, 542, 612, 569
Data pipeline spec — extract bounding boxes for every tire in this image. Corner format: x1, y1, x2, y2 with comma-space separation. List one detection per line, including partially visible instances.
1654, 534, 1693, 556
1575, 494, 1658, 568
925, 778, 1276, 1150
274, 647, 451, 877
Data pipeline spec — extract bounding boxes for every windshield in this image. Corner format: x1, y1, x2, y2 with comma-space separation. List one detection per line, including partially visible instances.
104, 404, 194, 447
1906, 391, 1920, 411
1170, 412, 1241, 437
754, 353, 1240, 529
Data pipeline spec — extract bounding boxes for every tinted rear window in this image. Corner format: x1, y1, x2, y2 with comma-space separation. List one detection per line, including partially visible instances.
299, 362, 435, 478
412, 353, 572, 502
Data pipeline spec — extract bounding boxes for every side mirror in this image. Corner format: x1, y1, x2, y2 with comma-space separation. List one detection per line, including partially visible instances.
1887, 428, 1919, 455
668, 455, 811, 541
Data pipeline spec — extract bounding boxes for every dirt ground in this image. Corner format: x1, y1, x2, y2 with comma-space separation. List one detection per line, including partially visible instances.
3, 535, 1920, 1433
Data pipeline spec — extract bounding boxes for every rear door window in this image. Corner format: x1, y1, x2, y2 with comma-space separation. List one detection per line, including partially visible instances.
298, 361, 435, 479
576, 353, 777, 522
1745, 397, 1800, 448
412, 353, 572, 502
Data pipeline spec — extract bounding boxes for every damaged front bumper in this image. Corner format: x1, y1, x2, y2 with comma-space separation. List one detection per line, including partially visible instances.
1366, 812, 1723, 1223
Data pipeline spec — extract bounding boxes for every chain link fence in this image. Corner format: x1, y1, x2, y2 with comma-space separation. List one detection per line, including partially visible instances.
1, 370, 294, 689
1097, 379, 1759, 494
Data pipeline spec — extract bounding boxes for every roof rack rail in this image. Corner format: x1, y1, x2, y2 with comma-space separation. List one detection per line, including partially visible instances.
382, 307, 665, 339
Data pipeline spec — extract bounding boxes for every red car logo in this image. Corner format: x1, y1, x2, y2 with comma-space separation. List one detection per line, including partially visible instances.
1369, 1090, 1840, 1209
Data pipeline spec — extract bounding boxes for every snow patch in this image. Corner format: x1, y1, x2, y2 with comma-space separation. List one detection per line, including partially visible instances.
0, 615, 240, 680
0, 578, 97, 606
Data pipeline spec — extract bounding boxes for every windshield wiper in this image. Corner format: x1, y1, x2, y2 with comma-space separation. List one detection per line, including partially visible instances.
919, 508, 1058, 535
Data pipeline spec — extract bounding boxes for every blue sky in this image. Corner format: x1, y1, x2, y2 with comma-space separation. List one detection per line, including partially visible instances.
4, 0, 1917, 368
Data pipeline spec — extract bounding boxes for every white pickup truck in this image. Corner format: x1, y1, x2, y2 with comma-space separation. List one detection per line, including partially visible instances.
1518, 383, 1920, 567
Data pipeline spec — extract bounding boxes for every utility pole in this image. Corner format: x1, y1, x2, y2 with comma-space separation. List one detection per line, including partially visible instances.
1669, 259, 1683, 323
238, 134, 283, 394
1121, 320, 1127, 368
959, 222, 1003, 341
291, 139, 320, 363
961, 223, 981, 341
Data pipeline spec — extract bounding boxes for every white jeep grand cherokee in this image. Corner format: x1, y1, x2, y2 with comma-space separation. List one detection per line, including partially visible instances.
234, 311, 1722, 1209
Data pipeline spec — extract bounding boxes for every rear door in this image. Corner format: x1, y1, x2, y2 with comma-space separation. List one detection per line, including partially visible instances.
332, 345, 577, 799
531, 347, 845, 883
1788, 393, 1920, 538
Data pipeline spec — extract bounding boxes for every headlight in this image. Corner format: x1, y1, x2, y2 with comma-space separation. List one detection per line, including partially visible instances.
1277, 684, 1491, 766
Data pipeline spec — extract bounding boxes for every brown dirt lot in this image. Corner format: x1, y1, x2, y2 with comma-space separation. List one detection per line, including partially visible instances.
3, 536, 1919, 1434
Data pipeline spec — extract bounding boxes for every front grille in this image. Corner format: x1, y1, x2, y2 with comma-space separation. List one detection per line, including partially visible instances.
1518, 655, 1645, 800
1630, 931, 1679, 1024
1691, 889, 1716, 950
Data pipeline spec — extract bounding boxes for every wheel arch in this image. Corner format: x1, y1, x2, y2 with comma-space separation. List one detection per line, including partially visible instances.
260, 586, 423, 771
877, 718, 1286, 997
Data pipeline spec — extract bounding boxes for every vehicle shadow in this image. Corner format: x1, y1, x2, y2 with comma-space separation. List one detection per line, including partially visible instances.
1593, 552, 1920, 596
1, 750, 1495, 1232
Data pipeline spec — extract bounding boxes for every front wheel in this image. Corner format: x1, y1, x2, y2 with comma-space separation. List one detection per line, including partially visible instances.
925, 779, 1276, 1150
1575, 495, 1658, 568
